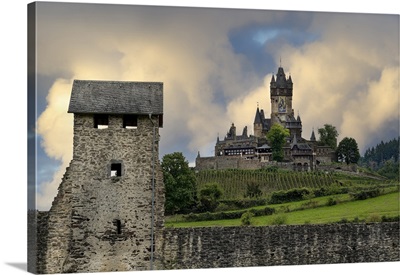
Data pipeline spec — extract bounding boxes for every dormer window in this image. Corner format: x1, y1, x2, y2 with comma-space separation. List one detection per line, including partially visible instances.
94, 114, 109, 129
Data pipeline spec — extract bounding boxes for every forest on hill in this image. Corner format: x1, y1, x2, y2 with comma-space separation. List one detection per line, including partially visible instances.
361, 137, 399, 179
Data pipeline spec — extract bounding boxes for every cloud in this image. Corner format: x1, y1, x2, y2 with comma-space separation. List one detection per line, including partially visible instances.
36, 79, 73, 210
274, 13, 399, 150
34, 4, 274, 209
34, 4, 398, 210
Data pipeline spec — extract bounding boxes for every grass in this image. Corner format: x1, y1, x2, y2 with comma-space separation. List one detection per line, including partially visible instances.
165, 191, 399, 228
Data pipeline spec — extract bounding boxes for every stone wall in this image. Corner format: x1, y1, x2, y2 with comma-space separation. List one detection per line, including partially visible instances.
195, 156, 296, 171
40, 114, 165, 274
158, 223, 400, 270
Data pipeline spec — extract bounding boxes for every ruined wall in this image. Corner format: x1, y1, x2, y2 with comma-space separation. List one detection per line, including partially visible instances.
41, 114, 164, 274
159, 223, 400, 270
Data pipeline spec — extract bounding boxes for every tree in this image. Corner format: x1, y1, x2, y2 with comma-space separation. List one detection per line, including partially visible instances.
337, 137, 360, 165
197, 183, 223, 212
318, 124, 339, 150
245, 182, 262, 198
266, 123, 290, 162
161, 152, 197, 215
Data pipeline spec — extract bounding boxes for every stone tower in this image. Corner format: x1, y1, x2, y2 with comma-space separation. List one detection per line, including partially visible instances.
270, 67, 294, 126
42, 80, 165, 273
270, 67, 302, 140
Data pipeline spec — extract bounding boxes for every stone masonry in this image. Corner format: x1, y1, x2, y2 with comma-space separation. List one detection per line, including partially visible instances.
37, 81, 165, 273
159, 223, 400, 270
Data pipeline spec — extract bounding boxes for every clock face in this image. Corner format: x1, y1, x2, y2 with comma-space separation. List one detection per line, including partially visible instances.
278, 96, 286, 113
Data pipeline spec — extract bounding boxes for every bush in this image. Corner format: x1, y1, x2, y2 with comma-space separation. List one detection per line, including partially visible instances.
314, 186, 349, 197
326, 197, 337, 206
197, 183, 223, 212
245, 182, 263, 198
182, 206, 275, 222
219, 198, 267, 210
270, 214, 287, 225
241, 211, 255, 226
299, 200, 319, 209
366, 214, 381, 223
269, 188, 311, 204
350, 188, 380, 200
264, 166, 278, 172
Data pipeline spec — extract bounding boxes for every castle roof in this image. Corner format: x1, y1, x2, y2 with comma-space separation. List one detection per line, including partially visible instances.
68, 80, 163, 115
276, 67, 287, 87
253, 107, 263, 124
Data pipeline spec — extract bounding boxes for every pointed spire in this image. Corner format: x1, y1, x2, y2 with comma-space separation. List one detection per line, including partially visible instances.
254, 106, 262, 124
197, 151, 200, 158
270, 74, 276, 83
297, 111, 301, 122
310, 128, 316, 142
287, 74, 293, 83
242, 126, 248, 137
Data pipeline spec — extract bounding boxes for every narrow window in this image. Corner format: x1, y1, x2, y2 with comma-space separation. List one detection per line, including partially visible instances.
114, 219, 122, 234
158, 114, 163, 128
111, 163, 122, 177
94, 114, 109, 129
123, 114, 138, 129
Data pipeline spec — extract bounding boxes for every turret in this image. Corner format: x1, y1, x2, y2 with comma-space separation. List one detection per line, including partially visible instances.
310, 128, 316, 142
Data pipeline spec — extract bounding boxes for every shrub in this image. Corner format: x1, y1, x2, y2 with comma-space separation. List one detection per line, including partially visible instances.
326, 197, 337, 206
366, 213, 381, 223
314, 186, 349, 197
198, 183, 223, 212
264, 166, 278, 172
269, 188, 311, 204
183, 206, 275, 222
350, 188, 381, 201
245, 182, 263, 198
300, 200, 319, 209
241, 211, 255, 226
219, 198, 267, 210
270, 214, 287, 225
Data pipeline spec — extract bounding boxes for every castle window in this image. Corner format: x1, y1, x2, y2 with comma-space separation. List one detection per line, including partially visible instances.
111, 163, 122, 177
123, 115, 138, 129
94, 114, 109, 129
113, 219, 122, 234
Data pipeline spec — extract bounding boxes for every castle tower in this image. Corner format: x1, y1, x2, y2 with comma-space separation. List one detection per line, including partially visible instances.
253, 107, 263, 138
270, 67, 294, 127
42, 80, 165, 273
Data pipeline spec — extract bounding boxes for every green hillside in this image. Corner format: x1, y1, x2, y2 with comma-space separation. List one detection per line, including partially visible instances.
166, 191, 399, 228
195, 168, 390, 200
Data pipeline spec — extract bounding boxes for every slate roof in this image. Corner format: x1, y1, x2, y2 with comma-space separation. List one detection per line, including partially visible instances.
68, 80, 163, 114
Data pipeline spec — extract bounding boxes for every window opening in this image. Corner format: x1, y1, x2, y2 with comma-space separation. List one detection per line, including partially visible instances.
123, 115, 138, 129
94, 114, 109, 129
114, 219, 122, 234
111, 163, 122, 177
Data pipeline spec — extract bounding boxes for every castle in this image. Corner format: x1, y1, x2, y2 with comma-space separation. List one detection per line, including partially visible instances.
196, 66, 336, 171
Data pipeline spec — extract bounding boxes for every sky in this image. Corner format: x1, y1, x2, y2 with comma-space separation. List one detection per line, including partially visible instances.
28, 2, 399, 211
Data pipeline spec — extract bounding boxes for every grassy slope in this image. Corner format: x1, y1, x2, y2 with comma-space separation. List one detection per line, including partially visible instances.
166, 191, 399, 228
